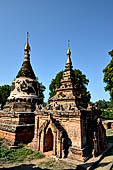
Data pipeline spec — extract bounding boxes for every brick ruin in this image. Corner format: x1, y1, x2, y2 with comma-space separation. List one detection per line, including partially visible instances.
0, 35, 107, 161
0, 34, 41, 145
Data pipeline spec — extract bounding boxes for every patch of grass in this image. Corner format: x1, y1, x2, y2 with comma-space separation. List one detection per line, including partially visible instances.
39, 161, 58, 168
0, 146, 44, 163
106, 128, 113, 156
27, 150, 45, 161
17, 143, 24, 148
44, 161, 55, 167
106, 129, 113, 143
39, 160, 76, 170
0, 137, 3, 141
106, 129, 113, 136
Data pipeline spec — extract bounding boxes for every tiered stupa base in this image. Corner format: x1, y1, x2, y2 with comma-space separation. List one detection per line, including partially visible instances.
4, 101, 37, 113
0, 111, 35, 145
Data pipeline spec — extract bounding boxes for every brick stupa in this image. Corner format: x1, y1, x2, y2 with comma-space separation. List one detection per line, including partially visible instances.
30, 42, 107, 161
49, 42, 90, 109
0, 33, 40, 145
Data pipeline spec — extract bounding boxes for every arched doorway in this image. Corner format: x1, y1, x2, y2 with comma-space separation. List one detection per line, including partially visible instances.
44, 128, 53, 152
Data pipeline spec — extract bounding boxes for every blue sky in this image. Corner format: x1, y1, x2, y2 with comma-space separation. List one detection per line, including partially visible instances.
0, 0, 113, 102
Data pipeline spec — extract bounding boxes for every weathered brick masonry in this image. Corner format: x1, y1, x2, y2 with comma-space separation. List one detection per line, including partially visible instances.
29, 43, 107, 161
0, 35, 107, 161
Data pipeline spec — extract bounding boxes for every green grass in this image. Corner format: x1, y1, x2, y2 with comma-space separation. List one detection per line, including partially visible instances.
39, 161, 55, 168
0, 137, 3, 141
39, 160, 76, 170
0, 146, 44, 163
106, 129, 113, 156
106, 129, 113, 143
106, 129, 113, 136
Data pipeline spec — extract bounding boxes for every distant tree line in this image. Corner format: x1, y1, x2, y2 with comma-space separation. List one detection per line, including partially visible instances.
0, 85, 11, 109
91, 99, 113, 119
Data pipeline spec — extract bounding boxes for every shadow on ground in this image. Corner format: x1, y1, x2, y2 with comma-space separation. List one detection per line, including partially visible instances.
0, 162, 110, 170
0, 161, 112, 170
0, 164, 49, 170
107, 135, 113, 143
0, 163, 78, 170
77, 161, 112, 170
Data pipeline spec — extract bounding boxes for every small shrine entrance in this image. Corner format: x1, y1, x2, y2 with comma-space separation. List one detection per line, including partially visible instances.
44, 128, 53, 152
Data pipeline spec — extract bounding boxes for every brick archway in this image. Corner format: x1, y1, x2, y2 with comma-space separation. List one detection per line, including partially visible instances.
44, 128, 53, 152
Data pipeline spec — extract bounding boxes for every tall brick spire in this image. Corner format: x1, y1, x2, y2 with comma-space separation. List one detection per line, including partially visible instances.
62, 40, 73, 81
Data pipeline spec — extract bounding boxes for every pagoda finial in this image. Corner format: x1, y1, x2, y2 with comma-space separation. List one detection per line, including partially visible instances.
67, 40, 71, 57
24, 32, 30, 53
68, 40, 70, 48
16, 33, 36, 79
65, 40, 72, 69
27, 32, 29, 41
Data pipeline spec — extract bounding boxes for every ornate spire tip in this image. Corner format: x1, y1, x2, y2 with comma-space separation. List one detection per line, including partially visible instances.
67, 40, 71, 56
68, 40, 70, 48
24, 32, 30, 52
27, 32, 29, 41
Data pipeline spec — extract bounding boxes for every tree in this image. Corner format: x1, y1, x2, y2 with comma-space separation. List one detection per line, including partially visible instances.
0, 85, 11, 109
49, 71, 63, 98
39, 82, 46, 104
94, 99, 113, 118
49, 69, 90, 100
36, 77, 46, 104
103, 50, 113, 100
95, 99, 109, 110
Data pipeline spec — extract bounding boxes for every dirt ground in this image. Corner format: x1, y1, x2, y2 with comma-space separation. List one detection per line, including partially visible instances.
0, 157, 78, 170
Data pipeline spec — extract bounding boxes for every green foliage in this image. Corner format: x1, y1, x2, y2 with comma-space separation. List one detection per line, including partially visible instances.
17, 143, 23, 148
40, 161, 55, 168
101, 110, 113, 118
95, 99, 113, 118
0, 85, 11, 108
73, 69, 89, 97
0, 137, 3, 141
39, 82, 46, 104
36, 77, 46, 104
96, 99, 110, 110
49, 71, 63, 98
103, 51, 113, 100
74, 69, 89, 86
88, 101, 94, 106
29, 151, 44, 160
49, 69, 90, 99
0, 146, 44, 162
